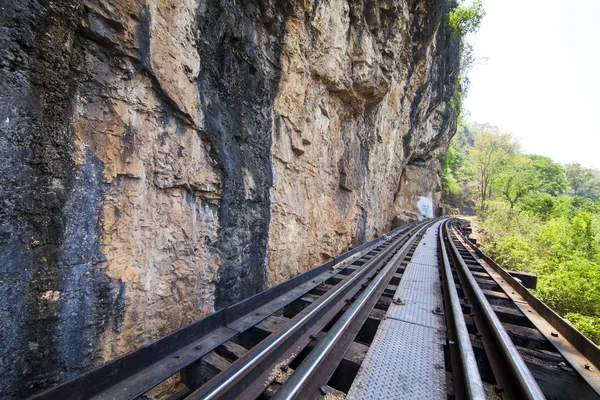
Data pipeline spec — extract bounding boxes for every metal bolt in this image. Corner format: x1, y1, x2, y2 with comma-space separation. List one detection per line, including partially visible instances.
310, 334, 318, 340
585, 363, 592, 370
281, 365, 289, 372
319, 386, 327, 395
551, 332, 559, 337
194, 345, 202, 350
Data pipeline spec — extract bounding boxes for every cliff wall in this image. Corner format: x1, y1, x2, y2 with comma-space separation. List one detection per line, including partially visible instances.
0, 0, 459, 397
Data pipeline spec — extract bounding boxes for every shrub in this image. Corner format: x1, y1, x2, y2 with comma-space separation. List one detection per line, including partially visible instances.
534, 258, 600, 316
448, 0, 486, 39
477, 199, 600, 344
565, 313, 600, 345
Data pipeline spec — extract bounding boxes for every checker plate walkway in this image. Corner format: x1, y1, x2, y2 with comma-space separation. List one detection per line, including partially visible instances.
347, 221, 446, 400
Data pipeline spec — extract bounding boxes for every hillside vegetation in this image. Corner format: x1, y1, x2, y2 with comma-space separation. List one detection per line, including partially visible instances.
442, 123, 600, 343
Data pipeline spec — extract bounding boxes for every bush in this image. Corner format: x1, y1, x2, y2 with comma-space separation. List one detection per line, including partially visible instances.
477, 198, 600, 344
445, 124, 600, 344
448, 0, 486, 39
565, 313, 600, 345
534, 258, 600, 316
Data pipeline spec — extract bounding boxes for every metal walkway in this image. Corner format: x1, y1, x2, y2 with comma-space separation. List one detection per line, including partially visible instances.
347, 221, 446, 400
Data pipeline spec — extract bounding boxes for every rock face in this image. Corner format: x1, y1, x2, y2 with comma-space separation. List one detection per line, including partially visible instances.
393, 158, 444, 220
268, 0, 457, 284
0, 0, 459, 397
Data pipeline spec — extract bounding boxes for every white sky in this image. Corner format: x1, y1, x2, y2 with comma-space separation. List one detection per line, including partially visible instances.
463, 0, 600, 169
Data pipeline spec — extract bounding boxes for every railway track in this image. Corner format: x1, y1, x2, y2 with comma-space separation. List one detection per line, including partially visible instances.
443, 219, 600, 399
32, 218, 600, 400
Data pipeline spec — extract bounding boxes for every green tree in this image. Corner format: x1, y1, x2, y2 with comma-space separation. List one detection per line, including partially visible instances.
565, 163, 600, 199
442, 121, 600, 345
441, 145, 462, 197
525, 155, 567, 196
467, 125, 516, 211
519, 193, 572, 221
498, 155, 539, 209
566, 163, 589, 196
441, 123, 477, 213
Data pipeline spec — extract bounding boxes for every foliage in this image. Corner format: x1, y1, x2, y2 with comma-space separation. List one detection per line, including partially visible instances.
443, 124, 572, 213
476, 202, 541, 273
440, 123, 475, 213
565, 162, 600, 200
441, 146, 462, 196
478, 199, 600, 344
524, 155, 567, 196
448, 1, 486, 116
495, 155, 566, 208
448, 0, 486, 39
519, 193, 569, 221
564, 313, 600, 345
535, 258, 600, 316
441, 122, 600, 344
497, 156, 539, 209
451, 43, 478, 114
466, 124, 517, 211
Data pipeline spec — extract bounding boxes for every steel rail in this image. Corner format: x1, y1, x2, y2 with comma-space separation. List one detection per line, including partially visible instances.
272, 219, 436, 399
186, 221, 431, 399
445, 222, 545, 400
438, 221, 486, 400
29, 223, 416, 400
453, 222, 600, 396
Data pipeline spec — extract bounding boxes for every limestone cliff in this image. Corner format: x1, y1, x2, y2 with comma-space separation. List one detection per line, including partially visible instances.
0, 0, 459, 397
